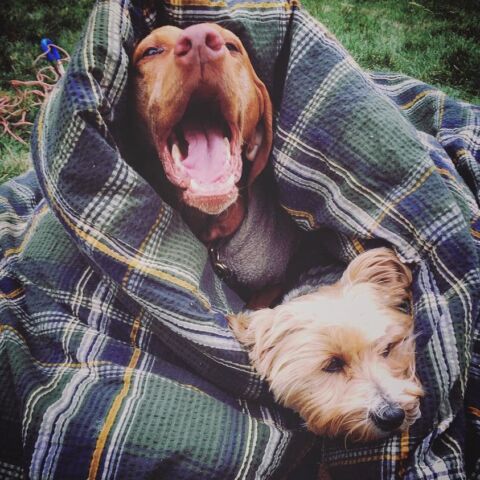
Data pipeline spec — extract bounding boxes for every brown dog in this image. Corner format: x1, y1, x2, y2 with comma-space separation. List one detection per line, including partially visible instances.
132, 24, 273, 244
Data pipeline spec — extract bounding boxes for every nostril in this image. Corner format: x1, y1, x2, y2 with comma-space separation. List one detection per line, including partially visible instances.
205, 31, 224, 51
175, 25, 225, 63
174, 37, 192, 57
370, 404, 405, 432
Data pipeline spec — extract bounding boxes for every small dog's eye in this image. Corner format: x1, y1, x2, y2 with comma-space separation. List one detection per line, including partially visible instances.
323, 356, 345, 373
142, 47, 165, 58
382, 343, 395, 357
225, 42, 240, 53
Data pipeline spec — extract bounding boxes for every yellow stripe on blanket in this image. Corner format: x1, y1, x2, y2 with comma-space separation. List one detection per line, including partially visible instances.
164, 0, 292, 9
70, 221, 211, 309
231, 1, 292, 10
88, 314, 142, 480
282, 205, 317, 228
369, 166, 435, 234
400, 90, 436, 110
0, 288, 24, 300
42, 186, 211, 310
165, 0, 227, 6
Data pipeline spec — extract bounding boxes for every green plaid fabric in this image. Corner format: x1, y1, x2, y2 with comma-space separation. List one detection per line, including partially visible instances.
1, 0, 479, 478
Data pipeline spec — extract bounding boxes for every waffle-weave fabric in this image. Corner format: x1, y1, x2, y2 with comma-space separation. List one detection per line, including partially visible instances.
1, 0, 479, 478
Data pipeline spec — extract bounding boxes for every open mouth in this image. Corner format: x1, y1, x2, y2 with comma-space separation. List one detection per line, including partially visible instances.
161, 98, 243, 215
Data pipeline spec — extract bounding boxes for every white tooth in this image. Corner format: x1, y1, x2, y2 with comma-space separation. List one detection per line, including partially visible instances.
226, 175, 235, 187
172, 143, 182, 167
224, 137, 231, 161
190, 179, 200, 191
246, 144, 259, 161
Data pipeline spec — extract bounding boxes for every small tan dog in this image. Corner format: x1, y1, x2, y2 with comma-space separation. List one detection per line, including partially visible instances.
229, 248, 423, 442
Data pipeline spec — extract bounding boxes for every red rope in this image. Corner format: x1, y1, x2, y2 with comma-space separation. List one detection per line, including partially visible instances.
0, 44, 70, 145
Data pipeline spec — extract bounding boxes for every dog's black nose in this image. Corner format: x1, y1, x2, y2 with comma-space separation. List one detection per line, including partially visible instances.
370, 404, 405, 432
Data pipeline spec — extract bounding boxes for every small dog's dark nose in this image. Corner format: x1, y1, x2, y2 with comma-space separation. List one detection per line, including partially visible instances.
174, 24, 225, 64
370, 403, 405, 432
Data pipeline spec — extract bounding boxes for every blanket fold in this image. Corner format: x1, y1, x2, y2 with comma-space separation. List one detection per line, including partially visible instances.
1, 0, 479, 478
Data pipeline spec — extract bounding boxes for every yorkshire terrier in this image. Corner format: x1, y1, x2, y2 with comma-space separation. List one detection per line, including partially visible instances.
229, 248, 423, 441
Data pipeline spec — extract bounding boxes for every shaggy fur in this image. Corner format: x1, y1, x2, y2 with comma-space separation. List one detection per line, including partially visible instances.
229, 248, 423, 441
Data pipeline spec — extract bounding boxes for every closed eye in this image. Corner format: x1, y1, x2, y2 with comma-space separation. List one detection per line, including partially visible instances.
322, 356, 345, 373
381, 341, 402, 357
142, 46, 165, 58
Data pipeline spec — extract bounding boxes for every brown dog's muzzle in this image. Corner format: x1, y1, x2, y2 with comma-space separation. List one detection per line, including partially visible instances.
167, 25, 239, 213
133, 24, 272, 216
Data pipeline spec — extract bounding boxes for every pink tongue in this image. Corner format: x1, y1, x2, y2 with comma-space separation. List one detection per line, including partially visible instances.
182, 118, 228, 184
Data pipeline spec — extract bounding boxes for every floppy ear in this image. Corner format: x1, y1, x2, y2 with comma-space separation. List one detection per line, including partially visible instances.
245, 78, 273, 185
341, 247, 412, 307
228, 308, 278, 378
228, 308, 274, 348
228, 312, 255, 346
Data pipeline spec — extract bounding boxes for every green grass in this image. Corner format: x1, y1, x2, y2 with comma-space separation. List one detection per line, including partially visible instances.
0, 141, 31, 184
302, 0, 480, 104
0, 2, 94, 86
1, 1, 94, 185
1, 0, 479, 185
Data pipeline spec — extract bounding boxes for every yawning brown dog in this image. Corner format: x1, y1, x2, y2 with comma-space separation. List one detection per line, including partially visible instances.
132, 23, 273, 245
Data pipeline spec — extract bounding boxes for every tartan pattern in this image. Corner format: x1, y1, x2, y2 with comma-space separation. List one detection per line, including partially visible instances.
0, 0, 479, 478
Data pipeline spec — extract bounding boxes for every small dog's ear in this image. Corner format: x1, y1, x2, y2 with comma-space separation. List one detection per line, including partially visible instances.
228, 313, 255, 346
341, 248, 412, 307
228, 309, 279, 379
246, 79, 273, 185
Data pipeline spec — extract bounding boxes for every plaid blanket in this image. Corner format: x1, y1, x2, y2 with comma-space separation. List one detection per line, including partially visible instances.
1, 0, 480, 478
